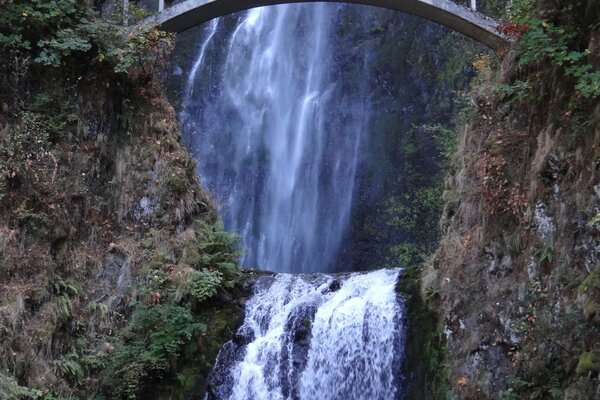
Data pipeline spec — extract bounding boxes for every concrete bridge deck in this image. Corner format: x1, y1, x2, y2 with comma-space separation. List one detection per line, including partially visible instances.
146, 0, 507, 49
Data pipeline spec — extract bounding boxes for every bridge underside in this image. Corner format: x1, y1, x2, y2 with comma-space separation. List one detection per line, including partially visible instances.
151, 0, 507, 49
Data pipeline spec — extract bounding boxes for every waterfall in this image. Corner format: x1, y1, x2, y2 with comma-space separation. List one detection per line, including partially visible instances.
183, 4, 370, 273
182, 4, 408, 398
206, 269, 405, 400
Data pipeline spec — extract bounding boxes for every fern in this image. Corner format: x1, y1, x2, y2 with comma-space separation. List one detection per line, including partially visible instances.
0, 373, 42, 399
534, 240, 554, 264
56, 294, 73, 318
107, 304, 207, 399
182, 220, 242, 280
54, 352, 84, 384
587, 212, 600, 227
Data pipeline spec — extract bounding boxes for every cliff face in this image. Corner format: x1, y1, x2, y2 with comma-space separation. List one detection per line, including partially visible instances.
427, 2, 600, 397
0, 75, 247, 400
0, 2, 248, 399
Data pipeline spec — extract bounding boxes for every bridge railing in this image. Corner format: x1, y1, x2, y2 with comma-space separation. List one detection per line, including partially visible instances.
153, 0, 477, 13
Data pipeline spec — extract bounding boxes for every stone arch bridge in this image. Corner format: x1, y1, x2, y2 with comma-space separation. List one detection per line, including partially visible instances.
143, 0, 507, 49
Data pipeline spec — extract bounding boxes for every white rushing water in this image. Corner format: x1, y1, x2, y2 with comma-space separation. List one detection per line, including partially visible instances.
183, 4, 370, 273
209, 269, 405, 400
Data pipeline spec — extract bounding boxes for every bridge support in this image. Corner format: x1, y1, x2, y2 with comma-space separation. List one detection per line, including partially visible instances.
470, 0, 476, 11
159, 0, 165, 11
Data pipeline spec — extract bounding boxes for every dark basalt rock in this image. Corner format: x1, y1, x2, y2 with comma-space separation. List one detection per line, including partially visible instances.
205, 341, 247, 400
326, 279, 341, 293
279, 304, 317, 400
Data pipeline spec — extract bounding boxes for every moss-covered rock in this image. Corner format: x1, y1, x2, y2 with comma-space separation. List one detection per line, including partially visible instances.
577, 266, 600, 322
576, 352, 600, 376
398, 264, 448, 400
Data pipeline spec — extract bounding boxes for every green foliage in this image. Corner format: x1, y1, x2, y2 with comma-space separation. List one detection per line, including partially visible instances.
109, 25, 175, 76
52, 281, 78, 320
194, 221, 242, 280
56, 294, 74, 319
503, 368, 567, 399
54, 351, 84, 385
0, 109, 64, 207
397, 265, 449, 400
189, 269, 223, 302
0, 0, 174, 77
534, 239, 554, 264
502, 375, 534, 400
578, 266, 600, 296
0, 111, 50, 166
30, 89, 78, 141
0, 0, 85, 52
590, 212, 600, 227
496, 80, 532, 103
423, 285, 439, 300
108, 304, 207, 399
506, 0, 539, 22
421, 123, 457, 169
389, 243, 423, 266
382, 183, 444, 267
104, 221, 240, 398
508, 232, 523, 254
87, 301, 109, 317
515, 19, 600, 98
0, 372, 42, 399
35, 29, 92, 67
143, 268, 169, 294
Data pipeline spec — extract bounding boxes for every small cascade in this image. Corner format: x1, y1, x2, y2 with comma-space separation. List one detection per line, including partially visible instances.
206, 269, 405, 400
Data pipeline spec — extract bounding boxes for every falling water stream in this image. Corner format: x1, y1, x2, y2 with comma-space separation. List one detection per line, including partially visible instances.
182, 4, 406, 399
183, 4, 370, 274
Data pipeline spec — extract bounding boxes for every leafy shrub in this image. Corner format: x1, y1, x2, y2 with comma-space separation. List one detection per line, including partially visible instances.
513, 20, 600, 98
0, 0, 174, 78
189, 269, 223, 302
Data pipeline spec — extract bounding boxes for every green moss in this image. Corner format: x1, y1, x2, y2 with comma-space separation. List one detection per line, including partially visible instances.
180, 238, 202, 267
575, 352, 599, 376
397, 264, 449, 400
578, 267, 600, 320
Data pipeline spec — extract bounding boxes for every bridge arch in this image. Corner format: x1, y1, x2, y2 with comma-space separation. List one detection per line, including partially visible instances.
148, 0, 507, 49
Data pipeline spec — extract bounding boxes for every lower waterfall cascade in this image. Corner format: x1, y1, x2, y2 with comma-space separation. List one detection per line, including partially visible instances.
206, 269, 405, 400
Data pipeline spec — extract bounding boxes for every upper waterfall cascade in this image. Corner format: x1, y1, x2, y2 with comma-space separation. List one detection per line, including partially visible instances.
183, 4, 369, 273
